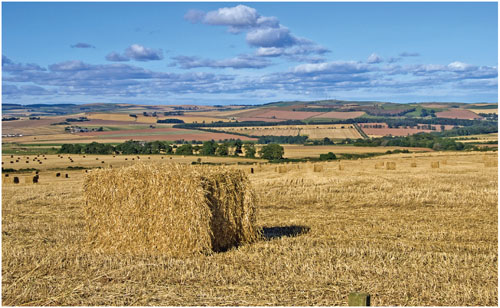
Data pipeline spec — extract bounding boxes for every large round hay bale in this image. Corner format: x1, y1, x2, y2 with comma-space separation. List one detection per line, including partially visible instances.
83, 163, 260, 256
386, 162, 396, 170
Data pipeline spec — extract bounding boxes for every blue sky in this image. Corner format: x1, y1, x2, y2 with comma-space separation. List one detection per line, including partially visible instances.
2, 2, 498, 105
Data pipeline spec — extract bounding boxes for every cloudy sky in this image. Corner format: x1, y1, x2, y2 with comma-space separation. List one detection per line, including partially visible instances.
2, 2, 498, 105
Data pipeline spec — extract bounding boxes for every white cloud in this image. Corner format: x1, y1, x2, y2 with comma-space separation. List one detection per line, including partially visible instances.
367, 53, 383, 64
246, 26, 296, 48
106, 44, 163, 62
204, 5, 259, 30
293, 61, 371, 74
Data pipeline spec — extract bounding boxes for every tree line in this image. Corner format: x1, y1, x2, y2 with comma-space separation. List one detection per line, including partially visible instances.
58, 140, 286, 160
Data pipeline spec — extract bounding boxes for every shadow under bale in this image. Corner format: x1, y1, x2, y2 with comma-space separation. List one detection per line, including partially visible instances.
262, 225, 310, 240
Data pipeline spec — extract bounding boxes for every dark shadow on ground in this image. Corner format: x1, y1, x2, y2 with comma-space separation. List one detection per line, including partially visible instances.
262, 225, 310, 240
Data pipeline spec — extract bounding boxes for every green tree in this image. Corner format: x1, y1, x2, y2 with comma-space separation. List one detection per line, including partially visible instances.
319, 152, 336, 161
175, 144, 193, 155
259, 143, 284, 160
243, 143, 256, 158
233, 139, 243, 155
201, 140, 218, 156
215, 143, 229, 156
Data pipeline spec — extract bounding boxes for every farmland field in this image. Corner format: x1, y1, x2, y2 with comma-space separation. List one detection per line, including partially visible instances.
76, 127, 256, 142
87, 112, 233, 124
311, 111, 366, 120
213, 124, 362, 139
2, 151, 497, 305
435, 109, 483, 120
467, 109, 498, 115
278, 145, 433, 158
359, 123, 456, 137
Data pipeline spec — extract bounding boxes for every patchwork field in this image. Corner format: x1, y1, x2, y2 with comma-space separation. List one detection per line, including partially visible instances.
360, 123, 456, 137
213, 124, 362, 139
1, 154, 261, 172
311, 111, 366, 120
87, 112, 233, 124
435, 109, 483, 120
2, 151, 497, 305
467, 109, 498, 115
278, 145, 433, 158
77, 127, 256, 142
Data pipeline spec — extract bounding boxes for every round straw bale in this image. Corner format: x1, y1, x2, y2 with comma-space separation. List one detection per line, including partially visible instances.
83, 163, 260, 256
13, 177, 19, 184
386, 162, 396, 170
56, 173, 61, 177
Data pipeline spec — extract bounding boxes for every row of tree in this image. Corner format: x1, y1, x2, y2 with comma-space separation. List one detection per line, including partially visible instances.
58, 140, 286, 160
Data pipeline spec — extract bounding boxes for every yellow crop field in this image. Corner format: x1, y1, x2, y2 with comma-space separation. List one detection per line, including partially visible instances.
1, 154, 261, 171
451, 133, 498, 143
277, 145, 432, 158
157, 115, 234, 124
214, 124, 362, 139
87, 113, 158, 123
468, 109, 498, 114
2, 151, 497, 305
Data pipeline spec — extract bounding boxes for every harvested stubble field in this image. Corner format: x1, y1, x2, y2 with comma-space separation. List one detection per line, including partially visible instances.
1, 154, 261, 171
214, 124, 362, 139
279, 145, 433, 158
2, 152, 497, 305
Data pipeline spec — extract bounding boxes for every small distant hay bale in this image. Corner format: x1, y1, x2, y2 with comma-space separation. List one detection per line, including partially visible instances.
484, 161, 498, 167
4, 174, 9, 177
250, 167, 254, 174
374, 162, 385, 169
65, 174, 69, 178
56, 173, 61, 177
26, 161, 29, 163
276, 165, 287, 173
431, 161, 440, 169
44, 158, 47, 160
10, 161, 13, 164
101, 161, 105, 164
125, 158, 128, 160
96, 158, 99, 160
441, 160, 447, 165
386, 162, 396, 170
161, 157, 164, 159
13, 177, 20, 184
410, 162, 417, 168
313, 164, 323, 172
83, 163, 259, 256
32, 175, 39, 184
